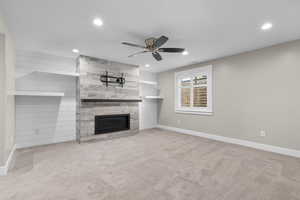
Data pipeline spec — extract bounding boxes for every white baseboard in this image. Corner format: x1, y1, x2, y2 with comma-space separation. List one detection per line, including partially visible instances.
157, 125, 300, 158
16, 136, 76, 149
0, 145, 16, 176
139, 125, 158, 131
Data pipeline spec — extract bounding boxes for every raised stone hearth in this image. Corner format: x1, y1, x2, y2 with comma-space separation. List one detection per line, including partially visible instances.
76, 55, 140, 141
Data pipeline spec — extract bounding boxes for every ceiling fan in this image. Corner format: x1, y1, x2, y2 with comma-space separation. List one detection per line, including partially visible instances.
122, 35, 185, 61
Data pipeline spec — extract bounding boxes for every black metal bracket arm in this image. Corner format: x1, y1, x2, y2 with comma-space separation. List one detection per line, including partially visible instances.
100, 71, 125, 87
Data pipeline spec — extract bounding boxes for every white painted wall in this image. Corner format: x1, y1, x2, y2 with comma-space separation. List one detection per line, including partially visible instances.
139, 70, 159, 130
0, 33, 5, 167
0, 13, 16, 174
15, 51, 77, 148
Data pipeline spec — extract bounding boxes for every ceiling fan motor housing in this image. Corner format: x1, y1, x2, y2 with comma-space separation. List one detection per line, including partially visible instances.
145, 38, 156, 50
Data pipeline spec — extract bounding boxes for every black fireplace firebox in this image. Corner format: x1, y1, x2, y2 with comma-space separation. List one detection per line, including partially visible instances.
95, 114, 130, 135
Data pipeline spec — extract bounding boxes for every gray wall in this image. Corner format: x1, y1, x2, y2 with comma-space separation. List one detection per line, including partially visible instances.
0, 13, 15, 167
158, 40, 300, 151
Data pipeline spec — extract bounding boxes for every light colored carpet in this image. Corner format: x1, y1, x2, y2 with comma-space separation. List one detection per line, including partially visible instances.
1, 128, 300, 200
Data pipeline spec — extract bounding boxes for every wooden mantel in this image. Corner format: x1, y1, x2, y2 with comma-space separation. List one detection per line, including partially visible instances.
81, 99, 142, 103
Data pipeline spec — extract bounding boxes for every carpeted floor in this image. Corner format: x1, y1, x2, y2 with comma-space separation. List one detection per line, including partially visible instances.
1, 128, 300, 200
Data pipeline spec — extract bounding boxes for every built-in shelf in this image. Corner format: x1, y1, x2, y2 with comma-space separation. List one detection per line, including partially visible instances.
81, 98, 142, 103
143, 96, 163, 100
31, 71, 80, 77
14, 91, 65, 97
139, 80, 158, 86
17, 71, 80, 78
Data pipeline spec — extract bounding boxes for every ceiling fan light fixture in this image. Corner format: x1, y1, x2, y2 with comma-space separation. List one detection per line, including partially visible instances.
145, 64, 150, 68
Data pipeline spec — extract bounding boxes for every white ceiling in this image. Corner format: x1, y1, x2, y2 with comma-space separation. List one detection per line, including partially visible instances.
1, 0, 300, 72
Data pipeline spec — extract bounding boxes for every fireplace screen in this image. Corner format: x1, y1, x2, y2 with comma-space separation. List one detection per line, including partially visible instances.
95, 114, 130, 134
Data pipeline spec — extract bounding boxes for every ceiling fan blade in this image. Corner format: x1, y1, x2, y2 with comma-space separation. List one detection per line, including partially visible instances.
128, 50, 148, 57
154, 36, 168, 48
158, 48, 185, 53
122, 42, 146, 49
152, 52, 162, 61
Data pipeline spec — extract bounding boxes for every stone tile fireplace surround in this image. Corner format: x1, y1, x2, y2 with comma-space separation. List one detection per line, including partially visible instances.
76, 55, 140, 141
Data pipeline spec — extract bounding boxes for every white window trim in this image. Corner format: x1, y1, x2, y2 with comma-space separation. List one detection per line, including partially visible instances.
174, 65, 213, 115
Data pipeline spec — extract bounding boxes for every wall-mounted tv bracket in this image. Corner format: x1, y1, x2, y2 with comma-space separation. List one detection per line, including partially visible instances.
100, 71, 125, 87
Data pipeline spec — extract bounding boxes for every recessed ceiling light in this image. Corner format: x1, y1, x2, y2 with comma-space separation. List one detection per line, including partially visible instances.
145, 64, 150, 68
72, 49, 79, 53
93, 18, 103, 27
261, 22, 273, 31
182, 51, 189, 55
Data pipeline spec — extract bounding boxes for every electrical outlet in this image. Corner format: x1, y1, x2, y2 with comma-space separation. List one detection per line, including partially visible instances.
260, 130, 266, 137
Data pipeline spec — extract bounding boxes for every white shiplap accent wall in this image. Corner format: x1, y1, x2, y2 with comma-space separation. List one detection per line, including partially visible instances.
16, 51, 77, 148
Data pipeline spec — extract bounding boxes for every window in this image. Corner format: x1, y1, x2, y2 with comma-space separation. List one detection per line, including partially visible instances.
175, 65, 213, 115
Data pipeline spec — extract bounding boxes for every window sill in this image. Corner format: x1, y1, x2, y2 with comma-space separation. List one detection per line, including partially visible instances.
175, 110, 213, 116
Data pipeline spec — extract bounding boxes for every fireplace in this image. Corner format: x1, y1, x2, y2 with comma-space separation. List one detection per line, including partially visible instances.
78, 56, 139, 140
94, 114, 130, 135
